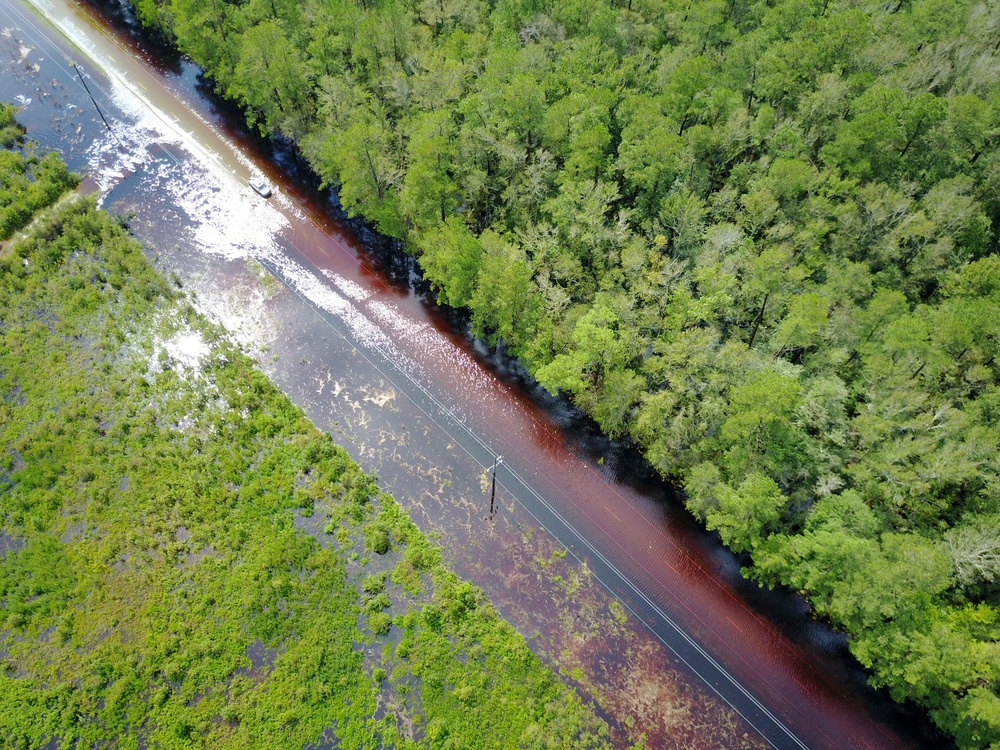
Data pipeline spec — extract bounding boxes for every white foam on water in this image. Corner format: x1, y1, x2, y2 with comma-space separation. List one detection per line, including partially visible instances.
321, 270, 368, 302
15, 0, 288, 262
23, 0, 481, 427
83, 112, 158, 196
321, 269, 508, 421
76, 83, 289, 264
266, 250, 411, 367
191, 274, 278, 351
163, 331, 210, 372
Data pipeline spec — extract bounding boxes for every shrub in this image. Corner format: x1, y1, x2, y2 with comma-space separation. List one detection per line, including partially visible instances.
368, 612, 391, 635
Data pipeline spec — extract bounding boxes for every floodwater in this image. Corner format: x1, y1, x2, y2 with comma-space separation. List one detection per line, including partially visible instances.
0, 1, 949, 748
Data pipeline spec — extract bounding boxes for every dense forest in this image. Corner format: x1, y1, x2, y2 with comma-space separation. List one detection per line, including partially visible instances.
0, 106, 613, 748
95, 0, 1000, 745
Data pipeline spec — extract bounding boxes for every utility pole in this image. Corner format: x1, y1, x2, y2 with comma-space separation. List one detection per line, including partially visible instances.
488, 455, 503, 521
70, 60, 125, 149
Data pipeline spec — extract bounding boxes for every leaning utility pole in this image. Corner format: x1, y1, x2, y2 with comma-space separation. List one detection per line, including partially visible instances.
70, 60, 124, 149
488, 455, 503, 521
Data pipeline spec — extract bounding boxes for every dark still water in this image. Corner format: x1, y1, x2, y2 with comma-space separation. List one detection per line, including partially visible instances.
1, 1, 949, 747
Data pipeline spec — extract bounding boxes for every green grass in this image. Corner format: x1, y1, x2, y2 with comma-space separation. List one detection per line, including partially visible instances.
0, 136, 611, 749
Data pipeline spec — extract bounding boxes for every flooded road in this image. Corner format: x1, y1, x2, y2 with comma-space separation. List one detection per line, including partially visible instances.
1, 1, 948, 747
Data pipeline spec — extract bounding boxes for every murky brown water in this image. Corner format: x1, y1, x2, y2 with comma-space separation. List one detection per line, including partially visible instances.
1, 1, 949, 747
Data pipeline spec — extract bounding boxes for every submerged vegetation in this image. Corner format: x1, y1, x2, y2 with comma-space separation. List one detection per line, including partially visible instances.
0, 122, 611, 749
0, 103, 77, 241
117, 0, 1000, 744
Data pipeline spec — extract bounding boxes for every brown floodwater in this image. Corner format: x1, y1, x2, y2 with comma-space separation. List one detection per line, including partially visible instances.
0, 0, 950, 747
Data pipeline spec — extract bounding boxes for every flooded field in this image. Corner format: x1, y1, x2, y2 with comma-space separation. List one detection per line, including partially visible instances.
0, 1, 948, 746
